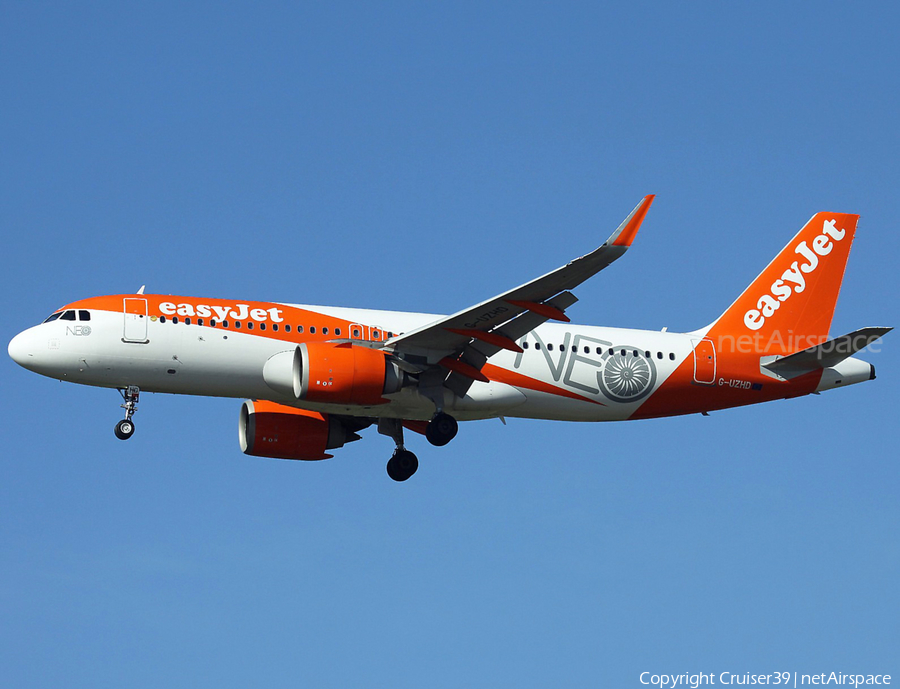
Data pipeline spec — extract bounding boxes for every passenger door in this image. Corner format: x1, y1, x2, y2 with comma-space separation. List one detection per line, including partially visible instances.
691, 338, 716, 384
123, 298, 149, 343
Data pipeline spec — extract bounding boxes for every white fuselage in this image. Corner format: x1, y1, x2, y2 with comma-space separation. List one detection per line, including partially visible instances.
10, 302, 697, 423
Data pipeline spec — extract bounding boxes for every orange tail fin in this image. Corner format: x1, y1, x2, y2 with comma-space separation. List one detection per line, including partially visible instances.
707, 212, 859, 355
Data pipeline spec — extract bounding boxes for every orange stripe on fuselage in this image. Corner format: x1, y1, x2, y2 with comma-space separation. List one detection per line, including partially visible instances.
482, 363, 604, 406
61, 294, 391, 346
629, 350, 822, 420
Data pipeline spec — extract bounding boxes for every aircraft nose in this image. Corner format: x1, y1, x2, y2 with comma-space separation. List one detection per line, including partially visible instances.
8, 329, 35, 368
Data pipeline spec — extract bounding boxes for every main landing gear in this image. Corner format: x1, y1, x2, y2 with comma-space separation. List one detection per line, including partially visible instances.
425, 412, 458, 447
379, 418, 418, 482
377, 412, 459, 481
114, 385, 140, 440
387, 449, 419, 482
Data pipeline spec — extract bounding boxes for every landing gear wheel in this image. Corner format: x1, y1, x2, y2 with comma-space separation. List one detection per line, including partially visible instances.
114, 419, 135, 440
387, 449, 418, 482
426, 412, 458, 447
115, 386, 140, 441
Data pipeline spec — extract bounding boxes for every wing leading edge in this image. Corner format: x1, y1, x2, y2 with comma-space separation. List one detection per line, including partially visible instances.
384, 195, 655, 399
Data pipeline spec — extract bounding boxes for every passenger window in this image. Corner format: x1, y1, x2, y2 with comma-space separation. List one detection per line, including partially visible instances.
584, 347, 590, 354
633, 350, 638, 357
43, 312, 62, 323
185, 318, 191, 325
620, 349, 626, 356
322, 327, 328, 335
222, 320, 229, 328
657, 352, 663, 359
372, 330, 380, 339
198, 318, 204, 326
535, 343, 541, 350
608, 348, 614, 355
310, 326, 316, 334
247, 322, 253, 330
235, 322, 242, 329
669, 353, 675, 360
60, 310, 76, 321
572, 346, 577, 353
160, 316, 167, 323
79, 310, 91, 321
548, 343, 554, 351
523, 342, 529, 349
352, 328, 360, 338
644, 351, 650, 357
596, 347, 602, 354
297, 326, 304, 333
259, 323, 266, 331
285, 325, 291, 333
272, 323, 278, 332
335, 328, 341, 336
172, 317, 179, 324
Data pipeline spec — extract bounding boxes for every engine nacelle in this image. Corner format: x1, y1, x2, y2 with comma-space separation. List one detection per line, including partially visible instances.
239, 399, 357, 460
300, 341, 404, 405
262, 342, 406, 406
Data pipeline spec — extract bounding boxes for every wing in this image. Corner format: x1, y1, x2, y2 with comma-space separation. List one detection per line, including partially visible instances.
384, 195, 655, 398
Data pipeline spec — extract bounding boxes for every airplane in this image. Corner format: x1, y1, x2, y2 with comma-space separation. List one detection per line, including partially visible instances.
7, 196, 891, 481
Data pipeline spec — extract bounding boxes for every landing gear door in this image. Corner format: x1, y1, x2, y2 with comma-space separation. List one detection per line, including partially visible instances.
123, 298, 149, 343
692, 338, 716, 384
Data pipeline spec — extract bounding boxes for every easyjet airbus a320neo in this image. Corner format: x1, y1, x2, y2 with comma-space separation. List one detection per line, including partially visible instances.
8, 197, 891, 480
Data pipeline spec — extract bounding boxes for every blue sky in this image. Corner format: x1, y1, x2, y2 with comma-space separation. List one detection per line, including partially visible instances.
2, 3, 898, 687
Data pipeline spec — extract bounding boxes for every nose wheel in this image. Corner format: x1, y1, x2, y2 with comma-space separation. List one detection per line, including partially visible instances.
114, 418, 135, 440
115, 385, 140, 440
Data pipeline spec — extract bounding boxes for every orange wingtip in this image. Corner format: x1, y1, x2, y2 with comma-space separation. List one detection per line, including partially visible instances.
611, 194, 655, 247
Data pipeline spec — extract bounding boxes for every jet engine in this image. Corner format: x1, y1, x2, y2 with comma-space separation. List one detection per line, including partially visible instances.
239, 399, 361, 460
262, 343, 406, 406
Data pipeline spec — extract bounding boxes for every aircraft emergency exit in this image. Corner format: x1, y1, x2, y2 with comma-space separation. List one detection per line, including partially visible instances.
8, 197, 891, 480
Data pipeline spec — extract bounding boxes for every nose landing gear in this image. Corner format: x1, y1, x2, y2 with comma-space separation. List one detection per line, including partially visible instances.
114, 385, 140, 440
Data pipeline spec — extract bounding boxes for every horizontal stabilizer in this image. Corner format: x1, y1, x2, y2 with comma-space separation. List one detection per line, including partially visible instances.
762, 327, 892, 378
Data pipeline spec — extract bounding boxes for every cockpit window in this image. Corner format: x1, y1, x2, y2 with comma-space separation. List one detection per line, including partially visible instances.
43, 312, 62, 323
60, 310, 76, 321
79, 310, 91, 321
